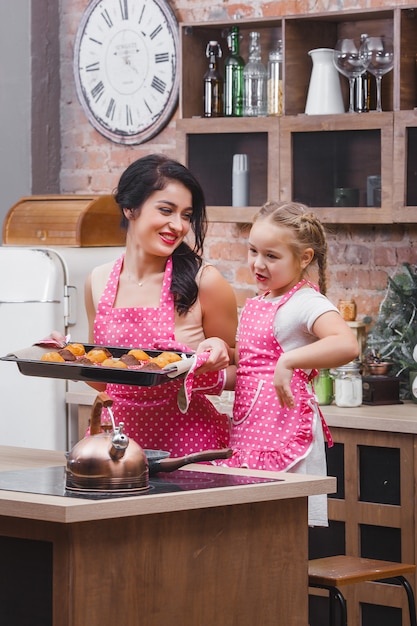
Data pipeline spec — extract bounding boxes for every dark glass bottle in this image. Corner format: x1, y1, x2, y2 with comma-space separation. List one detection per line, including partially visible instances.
355, 33, 371, 113
204, 41, 223, 117
224, 26, 244, 117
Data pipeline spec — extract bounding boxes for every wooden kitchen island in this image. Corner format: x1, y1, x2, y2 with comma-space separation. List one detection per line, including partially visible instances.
0, 446, 335, 626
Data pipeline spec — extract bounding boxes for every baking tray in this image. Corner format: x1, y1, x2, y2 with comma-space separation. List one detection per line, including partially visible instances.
0, 344, 193, 387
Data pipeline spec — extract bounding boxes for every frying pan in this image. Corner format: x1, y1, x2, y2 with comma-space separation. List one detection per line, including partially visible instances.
144, 448, 233, 475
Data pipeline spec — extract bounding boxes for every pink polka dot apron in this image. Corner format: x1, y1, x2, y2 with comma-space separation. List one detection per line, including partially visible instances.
93, 255, 230, 456
226, 279, 332, 471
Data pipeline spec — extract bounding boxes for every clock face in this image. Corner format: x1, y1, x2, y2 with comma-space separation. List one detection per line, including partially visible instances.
74, 0, 179, 144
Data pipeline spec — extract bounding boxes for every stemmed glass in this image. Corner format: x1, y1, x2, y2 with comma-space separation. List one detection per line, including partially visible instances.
360, 36, 394, 112
333, 38, 368, 113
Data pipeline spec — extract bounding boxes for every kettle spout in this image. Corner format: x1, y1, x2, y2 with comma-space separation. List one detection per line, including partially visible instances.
109, 422, 129, 460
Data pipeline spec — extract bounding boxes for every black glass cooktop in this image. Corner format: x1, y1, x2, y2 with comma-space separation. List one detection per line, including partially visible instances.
0, 466, 281, 500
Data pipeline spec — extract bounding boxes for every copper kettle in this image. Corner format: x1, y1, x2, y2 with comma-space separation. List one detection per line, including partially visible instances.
66, 392, 149, 493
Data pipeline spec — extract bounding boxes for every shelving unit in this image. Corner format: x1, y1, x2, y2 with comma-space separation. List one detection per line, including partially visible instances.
393, 110, 417, 223
176, 7, 417, 224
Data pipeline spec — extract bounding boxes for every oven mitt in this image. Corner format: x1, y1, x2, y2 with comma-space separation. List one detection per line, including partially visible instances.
176, 351, 226, 413
34, 331, 70, 349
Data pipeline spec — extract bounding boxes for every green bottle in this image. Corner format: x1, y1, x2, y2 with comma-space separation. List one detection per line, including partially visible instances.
224, 26, 244, 117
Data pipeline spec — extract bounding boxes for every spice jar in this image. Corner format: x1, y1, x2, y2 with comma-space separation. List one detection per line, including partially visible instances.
331, 361, 362, 407
314, 369, 333, 405
338, 299, 357, 321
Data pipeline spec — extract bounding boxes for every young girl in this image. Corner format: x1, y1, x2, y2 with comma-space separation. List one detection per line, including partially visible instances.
203, 201, 359, 525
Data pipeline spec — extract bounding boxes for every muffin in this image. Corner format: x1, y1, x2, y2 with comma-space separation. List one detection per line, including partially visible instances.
65, 342, 86, 357
86, 347, 112, 363
101, 358, 128, 369
127, 349, 150, 361
149, 351, 182, 368
41, 351, 65, 363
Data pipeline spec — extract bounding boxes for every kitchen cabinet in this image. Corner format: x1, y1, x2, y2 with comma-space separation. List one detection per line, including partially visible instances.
309, 403, 417, 626
393, 110, 417, 223
176, 8, 417, 224
0, 445, 335, 626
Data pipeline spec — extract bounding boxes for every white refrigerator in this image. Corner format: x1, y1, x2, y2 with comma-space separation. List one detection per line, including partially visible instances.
0, 245, 124, 451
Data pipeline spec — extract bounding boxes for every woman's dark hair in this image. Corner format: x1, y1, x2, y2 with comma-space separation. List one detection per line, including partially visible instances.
114, 154, 207, 315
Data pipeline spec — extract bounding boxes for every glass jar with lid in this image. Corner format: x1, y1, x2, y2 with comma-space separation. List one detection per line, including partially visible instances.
330, 361, 362, 407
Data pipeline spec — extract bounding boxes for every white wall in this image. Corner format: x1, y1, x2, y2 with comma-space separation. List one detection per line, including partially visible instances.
0, 3, 31, 225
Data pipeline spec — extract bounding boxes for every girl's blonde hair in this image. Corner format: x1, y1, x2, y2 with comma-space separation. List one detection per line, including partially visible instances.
254, 201, 329, 294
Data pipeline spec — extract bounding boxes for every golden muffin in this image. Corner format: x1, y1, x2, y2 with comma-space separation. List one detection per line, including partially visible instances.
149, 351, 182, 369
65, 342, 86, 357
86, 347, 112, 363
127, 349, 150, 361
41, 351, 65, 363
101, 358, 128, 369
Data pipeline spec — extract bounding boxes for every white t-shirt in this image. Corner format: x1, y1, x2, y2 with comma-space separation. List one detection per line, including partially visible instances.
271, 287, 339, 363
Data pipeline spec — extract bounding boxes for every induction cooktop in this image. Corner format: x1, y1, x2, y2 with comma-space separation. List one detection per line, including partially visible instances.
0, 466, 281, 500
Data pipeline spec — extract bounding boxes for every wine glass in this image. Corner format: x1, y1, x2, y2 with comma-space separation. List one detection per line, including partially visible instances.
360, 36, 394, 112
333, 38, 368, 113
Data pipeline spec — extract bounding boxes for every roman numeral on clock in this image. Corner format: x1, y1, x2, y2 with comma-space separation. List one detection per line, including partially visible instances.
101, 9, 113, 28
150, 25, 163, 40
155, 53, 169, 63
86, 62, 100, 72
91, 81, 105, 102
119, 0, 129, 20
126, 105, 133, 126
106, 98, 116, 120
151, 76, 166, 94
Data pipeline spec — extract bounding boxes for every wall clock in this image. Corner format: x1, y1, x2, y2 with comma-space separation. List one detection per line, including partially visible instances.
74, 0, 180, 144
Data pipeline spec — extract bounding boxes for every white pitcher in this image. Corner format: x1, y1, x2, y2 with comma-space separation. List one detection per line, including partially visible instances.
305, 48, 344, 115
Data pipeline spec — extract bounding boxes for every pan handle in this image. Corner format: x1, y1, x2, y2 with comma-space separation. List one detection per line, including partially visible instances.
150, 448, 233, 474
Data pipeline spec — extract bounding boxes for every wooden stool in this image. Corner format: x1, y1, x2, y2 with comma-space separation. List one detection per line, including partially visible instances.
308, 555, 417, 626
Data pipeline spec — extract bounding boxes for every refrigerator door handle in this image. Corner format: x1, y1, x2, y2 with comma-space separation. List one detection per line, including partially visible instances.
65, 285, 77, 327
0, 299, 60, 304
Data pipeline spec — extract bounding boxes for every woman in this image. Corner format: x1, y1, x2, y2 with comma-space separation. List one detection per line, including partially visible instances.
85, 154, 237, 455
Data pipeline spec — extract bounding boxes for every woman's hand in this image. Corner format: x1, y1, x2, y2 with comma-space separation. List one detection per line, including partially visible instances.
195, 337, 231, 374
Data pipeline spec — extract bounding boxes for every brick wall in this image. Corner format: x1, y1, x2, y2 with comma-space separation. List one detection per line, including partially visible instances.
60, 0, 417, 324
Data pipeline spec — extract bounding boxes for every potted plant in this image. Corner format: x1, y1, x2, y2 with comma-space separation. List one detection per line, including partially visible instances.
365, 262, 417, 400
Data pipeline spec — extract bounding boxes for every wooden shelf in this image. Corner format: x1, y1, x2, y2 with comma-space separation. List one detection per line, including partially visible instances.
177, 7, 417, 224
206, 206, 256, 223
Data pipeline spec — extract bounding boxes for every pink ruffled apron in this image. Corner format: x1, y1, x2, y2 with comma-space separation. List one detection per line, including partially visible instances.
227, 279, 332, 471
93, 256, 230, 456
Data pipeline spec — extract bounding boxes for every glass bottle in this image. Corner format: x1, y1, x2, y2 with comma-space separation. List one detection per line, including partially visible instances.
330, 361, 363, 408
337, 298, 357, 322
224, 26, 244, 117
355, 33, 371, 113
267, 39, 283, 116
314, 369, 334, 405
243, 31, 267, 117
204, 41, 223, 118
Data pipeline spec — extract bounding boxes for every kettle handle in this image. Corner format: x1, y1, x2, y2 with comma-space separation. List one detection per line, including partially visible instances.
90, 392, 114, 435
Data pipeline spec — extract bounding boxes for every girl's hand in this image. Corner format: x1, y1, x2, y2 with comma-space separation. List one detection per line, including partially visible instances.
195, 337, 231, 374
273, 359, 295, 408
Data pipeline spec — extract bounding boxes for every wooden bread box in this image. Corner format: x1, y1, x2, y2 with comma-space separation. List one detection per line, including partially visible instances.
2, 195, 126, 247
